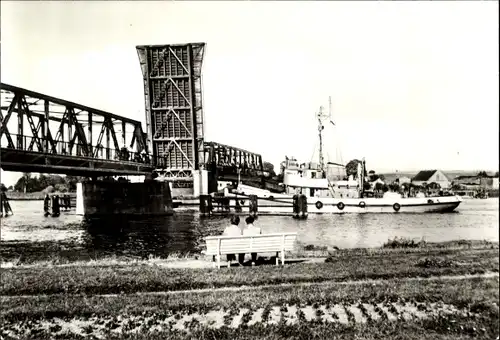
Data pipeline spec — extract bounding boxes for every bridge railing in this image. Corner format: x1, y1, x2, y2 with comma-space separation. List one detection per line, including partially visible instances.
5, 134, 156, 166
1, 83, 154, 175
212, 164, 271, 177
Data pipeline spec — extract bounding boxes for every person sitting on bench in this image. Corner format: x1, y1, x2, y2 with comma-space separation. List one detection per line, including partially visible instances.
222, 215, 244, 265
243, 215, 261, 265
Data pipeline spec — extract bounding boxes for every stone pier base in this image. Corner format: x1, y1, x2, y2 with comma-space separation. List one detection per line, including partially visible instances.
76, 181, 173, 216
168, 169, 214, 199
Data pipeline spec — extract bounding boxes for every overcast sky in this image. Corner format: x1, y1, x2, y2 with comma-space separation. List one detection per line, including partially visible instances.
1, 1, 498, 186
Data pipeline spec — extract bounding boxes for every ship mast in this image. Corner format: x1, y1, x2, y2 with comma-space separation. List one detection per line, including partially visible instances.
320, 96, 338, 196
317, 97, 333, 172
317, 106, 325, 173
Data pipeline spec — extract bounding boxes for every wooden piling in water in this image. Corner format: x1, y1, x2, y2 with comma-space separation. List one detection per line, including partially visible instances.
249, 194, 258, 217
199, 194, 212, 217
1, 192, 13, 217
51, 195, 60, 217
293, 194, 308, 219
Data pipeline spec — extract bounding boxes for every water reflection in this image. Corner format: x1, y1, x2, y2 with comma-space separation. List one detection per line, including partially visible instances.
0, 199, 498, 263
354, 214, 370, 248
81, 214, 204, 258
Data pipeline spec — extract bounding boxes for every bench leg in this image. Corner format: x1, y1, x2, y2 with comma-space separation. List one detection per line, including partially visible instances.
281, 251, 285, 266
217, 254, 221, 269
275, 252, 279, 266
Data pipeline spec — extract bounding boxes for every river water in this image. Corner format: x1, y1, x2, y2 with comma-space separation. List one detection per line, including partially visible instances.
1, 199, 498, 262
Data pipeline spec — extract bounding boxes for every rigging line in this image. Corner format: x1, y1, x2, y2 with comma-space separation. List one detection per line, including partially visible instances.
327, 95, 342, 166
335, 125, 344, 166
310, 142, 317, 164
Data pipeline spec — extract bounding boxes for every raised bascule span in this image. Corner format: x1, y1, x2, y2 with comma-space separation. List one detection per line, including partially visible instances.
136, 43, 206, 181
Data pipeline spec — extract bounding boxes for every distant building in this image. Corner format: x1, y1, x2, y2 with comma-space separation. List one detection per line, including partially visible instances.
395, 176, 411, 184
480, 177, 499, 190
411, 170, 450, 189
453, 175, 499, 190
453, 176, 481, 186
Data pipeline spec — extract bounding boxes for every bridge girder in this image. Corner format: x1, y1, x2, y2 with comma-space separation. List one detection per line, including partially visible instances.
203, 141, 263, 171
0, 83, 153, 176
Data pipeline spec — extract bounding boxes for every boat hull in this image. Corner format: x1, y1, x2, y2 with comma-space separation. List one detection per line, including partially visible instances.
302, 198, 462, 214
224, 192, 463, 214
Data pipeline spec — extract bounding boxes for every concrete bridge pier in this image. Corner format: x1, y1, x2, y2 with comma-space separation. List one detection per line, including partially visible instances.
193, 170, 210, 197
76, 180, 174, 216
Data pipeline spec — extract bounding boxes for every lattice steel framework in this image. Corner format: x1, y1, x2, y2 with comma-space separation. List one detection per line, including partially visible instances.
136, 43, 205, 180
204, 141, 263, 172
203, 141, 265, 183
0, 83, 152, 176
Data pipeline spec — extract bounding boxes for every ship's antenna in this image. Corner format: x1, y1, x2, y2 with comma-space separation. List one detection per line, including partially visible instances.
329, 96, 332, 121
325, 96, 338, 196
328, 96, 335, 126
317, 106, 325, 173
327, 96, 344, 169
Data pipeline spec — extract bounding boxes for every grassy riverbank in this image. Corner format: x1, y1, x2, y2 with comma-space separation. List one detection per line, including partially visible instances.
1, 238, 496, 266
1, 241, 498, 339
1, 276, 498, 339
2, 247, 498, 296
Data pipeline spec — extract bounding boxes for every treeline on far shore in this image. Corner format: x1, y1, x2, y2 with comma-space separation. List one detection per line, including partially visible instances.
1, 173, 80, 201
5, 192, 77, 201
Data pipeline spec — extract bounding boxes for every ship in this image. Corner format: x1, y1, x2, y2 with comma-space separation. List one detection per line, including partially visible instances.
223, 98, 462, 215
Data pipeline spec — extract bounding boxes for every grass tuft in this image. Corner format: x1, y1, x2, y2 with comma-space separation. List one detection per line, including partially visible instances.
383, 237, 425, 249
416, 257, 456, 268
343, 304, 356, 324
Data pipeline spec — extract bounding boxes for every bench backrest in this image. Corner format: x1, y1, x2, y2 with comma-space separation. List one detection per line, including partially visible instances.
205, 233, 298, 255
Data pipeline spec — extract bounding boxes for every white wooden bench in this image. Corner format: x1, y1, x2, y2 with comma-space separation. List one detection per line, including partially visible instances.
205, 232, 298, 269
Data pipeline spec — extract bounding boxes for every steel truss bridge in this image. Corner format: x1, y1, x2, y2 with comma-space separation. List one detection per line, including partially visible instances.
0, 83, 153, 176
1, 42, 268, 184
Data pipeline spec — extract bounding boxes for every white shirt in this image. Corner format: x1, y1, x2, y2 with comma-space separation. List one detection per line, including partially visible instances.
223, 224, 242, 237
243, 224, 261, 236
